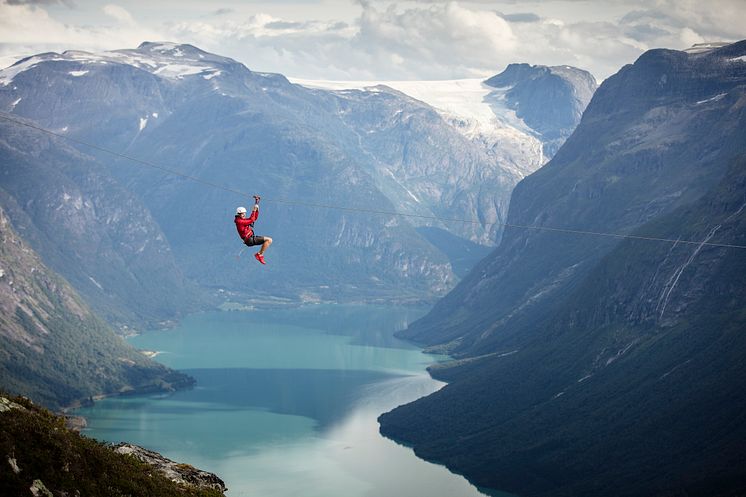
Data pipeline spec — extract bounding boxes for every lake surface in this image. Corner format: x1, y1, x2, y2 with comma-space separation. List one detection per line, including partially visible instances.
77, 305, 503, 497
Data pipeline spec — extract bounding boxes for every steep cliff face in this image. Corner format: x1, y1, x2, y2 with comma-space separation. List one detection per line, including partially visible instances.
401, 40, 746, 355
380, 41, 746, 497
294, 67, 597, 246
0, 118, 207, 331
0, 205, 193, 409
322, 85, 517, 245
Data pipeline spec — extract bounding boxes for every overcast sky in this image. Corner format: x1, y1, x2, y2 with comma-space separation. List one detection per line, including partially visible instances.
1, 0, 744, 81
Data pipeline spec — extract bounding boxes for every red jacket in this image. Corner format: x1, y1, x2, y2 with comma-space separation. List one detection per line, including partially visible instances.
235, 209, 259, 240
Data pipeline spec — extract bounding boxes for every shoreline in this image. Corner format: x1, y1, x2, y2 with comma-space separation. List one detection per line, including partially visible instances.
61, 374, 196, 418
65, 304, 495, 497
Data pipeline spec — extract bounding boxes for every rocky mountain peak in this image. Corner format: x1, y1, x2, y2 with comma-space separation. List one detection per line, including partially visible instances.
136, 41, 208, 57
483, 62, 597, 156
483, 62, 548, 87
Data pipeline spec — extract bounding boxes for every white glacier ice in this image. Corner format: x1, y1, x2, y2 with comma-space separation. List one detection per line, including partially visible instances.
290, 77, 546, 179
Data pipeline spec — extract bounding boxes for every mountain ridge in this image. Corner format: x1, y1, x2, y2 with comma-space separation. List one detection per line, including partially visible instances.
398, 40, 746, 355
379, 40, 746, 497
485, 62, 597, 156
0, 116, 209, 331
0, 203, 194, 410
0, 42, 595, 309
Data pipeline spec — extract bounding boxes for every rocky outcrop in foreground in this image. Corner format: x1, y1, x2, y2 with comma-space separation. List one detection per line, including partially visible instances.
0, 394, 225, 497
114, 443, 226, 493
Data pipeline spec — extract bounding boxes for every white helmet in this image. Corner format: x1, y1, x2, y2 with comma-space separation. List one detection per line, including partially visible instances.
236, 206, 247, 215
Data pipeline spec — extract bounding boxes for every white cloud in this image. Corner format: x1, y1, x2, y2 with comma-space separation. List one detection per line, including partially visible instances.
678, 27, 705, 48
5, 0, 72, 5
165, 1, 517, 80
162, 0, 743, 81
103, 4, 135, 25
651, 0, 746, 40
0, 0, 743, 79
0, 2, 71, 44
352, 1, 516, 77
0, 1, 161, 68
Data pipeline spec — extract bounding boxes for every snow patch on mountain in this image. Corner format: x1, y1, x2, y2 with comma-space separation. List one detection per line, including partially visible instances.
0, 45, 230, 88
0, 56, 45, 86
384, 168, 421, 203
153, 63, 212, 80
696, 93, 727, 105
291, 77, 546, 178
684, 42, 731, 54
148, 42, 184, 54
88, 276, 103, 290
292, 77, 514, 137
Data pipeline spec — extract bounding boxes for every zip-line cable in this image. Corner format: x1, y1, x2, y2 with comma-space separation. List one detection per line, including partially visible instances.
2, 112, 745, 251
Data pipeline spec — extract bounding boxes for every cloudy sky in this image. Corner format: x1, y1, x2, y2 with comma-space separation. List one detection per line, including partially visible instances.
1, 0, 744, 81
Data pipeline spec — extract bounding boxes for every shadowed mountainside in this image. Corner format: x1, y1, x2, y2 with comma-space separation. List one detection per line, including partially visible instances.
380, 40, 746, 497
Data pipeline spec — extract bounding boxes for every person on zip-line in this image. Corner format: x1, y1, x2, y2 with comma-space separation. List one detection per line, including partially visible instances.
235, 195, 272, 264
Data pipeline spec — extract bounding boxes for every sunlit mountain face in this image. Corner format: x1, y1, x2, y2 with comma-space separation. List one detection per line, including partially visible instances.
0, 42, 593, 312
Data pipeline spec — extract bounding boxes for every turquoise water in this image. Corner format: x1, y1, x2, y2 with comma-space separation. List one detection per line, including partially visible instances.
77, 305, 498, 497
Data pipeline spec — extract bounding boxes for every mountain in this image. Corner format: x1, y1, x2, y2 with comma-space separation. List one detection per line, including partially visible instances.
293, 69, 597, 243
0, 394, 225, 496
300, 82, 519, 245
0, 42, 594, 307
485, 63, 597, 156
0, 43, 454, 302
0, 204, 193, 409
0, 117, 208, 331
379, 41, 746, 497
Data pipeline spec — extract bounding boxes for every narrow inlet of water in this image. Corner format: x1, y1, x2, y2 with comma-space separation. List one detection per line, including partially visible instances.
77, 305, 509, 497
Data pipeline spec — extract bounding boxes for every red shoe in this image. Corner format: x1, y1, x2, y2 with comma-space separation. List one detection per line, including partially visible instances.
254, 252, 266, 264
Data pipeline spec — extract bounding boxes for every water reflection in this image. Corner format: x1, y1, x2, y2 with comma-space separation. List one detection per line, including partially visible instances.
78, 306, 500, 497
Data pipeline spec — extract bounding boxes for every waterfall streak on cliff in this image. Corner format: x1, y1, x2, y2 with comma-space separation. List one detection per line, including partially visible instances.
657, 225, 722, 318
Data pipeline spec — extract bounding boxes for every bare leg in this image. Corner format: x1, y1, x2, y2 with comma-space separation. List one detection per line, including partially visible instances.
259, 237, 273, 255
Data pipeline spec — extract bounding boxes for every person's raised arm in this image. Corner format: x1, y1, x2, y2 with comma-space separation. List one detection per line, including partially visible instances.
248, 195, 260, 222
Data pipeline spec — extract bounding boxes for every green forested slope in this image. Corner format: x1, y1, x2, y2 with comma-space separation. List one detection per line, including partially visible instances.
0, 205, 193, 409
0, 395, 223, 497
